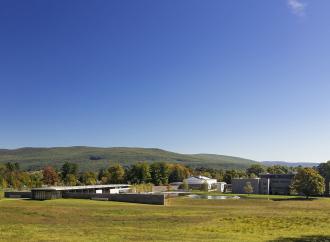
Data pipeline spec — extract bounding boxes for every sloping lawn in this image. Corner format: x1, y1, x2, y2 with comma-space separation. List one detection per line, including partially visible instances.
0, 197, 330, 241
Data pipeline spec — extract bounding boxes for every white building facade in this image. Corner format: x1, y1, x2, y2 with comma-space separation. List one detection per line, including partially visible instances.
184, 176, 218, 190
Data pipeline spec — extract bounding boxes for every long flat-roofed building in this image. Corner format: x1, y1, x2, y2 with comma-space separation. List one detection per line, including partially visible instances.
232, 173, 295, 195
31, 184, 131, 200
260, 174, 295, 195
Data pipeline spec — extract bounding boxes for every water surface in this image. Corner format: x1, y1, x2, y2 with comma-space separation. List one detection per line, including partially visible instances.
187, 194, 240, 200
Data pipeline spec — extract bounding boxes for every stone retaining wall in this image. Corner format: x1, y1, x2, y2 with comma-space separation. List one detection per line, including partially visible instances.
109, 193, 165, 205
63, 193, 165, 205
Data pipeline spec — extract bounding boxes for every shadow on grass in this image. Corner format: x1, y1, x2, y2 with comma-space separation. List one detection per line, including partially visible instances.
269, 235, 330, 242
271, 197, 317, 202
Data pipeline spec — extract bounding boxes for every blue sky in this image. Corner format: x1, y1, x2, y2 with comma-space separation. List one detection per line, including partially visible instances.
1, 0, 330, 162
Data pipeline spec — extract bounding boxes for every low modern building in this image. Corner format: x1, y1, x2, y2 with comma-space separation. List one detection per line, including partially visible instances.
31, 184, 131, 200
260, 174, 295, 195
232, 178, 265, 194
232, 173, 295, 195
184, 176, 217, 190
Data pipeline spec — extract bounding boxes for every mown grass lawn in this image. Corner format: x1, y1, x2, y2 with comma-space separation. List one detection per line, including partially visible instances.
191, 191, 304, 200
1, 197, 330, 241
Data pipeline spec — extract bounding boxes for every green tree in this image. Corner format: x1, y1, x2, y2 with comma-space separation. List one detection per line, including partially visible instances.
150, 162, 170, 185
61, 162, 78, 180
5, 162, 19, 172
182, 180, 189, 191
26, 172, 43, 188
0, 165, 5, 189
60, 162, 78, 186
317, 161, 330, 196
168, 164, 190, 183
3, 162, 22, 189
127, 162, 151, 184
249, 173, 257, 178
223, 169, 246, 184
246, 164, 266, 177
267, 165, 289, 174
0, 178, 7, 190
292, 168, 325, 199
243, 182, 254, 195
108, 164, 125, 184
79, 172, 97, 185
98, 168, 109, 184
193, 167, 224, 181
65, 174, 77, 186
211, 169, 225, 182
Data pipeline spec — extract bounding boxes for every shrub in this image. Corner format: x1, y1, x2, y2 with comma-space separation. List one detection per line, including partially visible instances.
243, 182, 254, 195
182, 180, 189, 191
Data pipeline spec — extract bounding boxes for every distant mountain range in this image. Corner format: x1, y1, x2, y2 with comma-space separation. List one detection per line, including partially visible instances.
0, 147, 258, 171
261, 161, 319, 167
0, 146, 320, 171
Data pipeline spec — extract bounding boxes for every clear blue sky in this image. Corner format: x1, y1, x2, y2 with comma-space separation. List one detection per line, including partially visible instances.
1, 0, 329, 162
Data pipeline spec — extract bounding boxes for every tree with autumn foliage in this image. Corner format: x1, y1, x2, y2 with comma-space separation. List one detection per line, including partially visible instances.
42, 166, 59, 185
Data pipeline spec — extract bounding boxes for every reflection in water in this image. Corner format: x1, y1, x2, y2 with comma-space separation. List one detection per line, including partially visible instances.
187, 194, 240, 200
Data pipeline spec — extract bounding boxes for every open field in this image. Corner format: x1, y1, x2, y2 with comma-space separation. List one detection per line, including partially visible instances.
192, 191, 306, 200
1, 197, 330, 241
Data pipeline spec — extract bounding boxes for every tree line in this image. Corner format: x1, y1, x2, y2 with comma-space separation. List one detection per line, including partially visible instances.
0, 161, 190, 189
0, 161, 268, 189
1, 161, 330, 198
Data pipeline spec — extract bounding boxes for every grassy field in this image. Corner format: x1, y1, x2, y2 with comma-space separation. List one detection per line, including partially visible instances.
1, 197, 330, 241
192, 191, 307, 200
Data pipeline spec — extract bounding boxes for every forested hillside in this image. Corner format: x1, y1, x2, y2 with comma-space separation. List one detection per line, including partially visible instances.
0, 147, 257, 171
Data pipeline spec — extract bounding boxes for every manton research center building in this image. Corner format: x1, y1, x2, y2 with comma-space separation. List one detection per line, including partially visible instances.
232, 173, 295, 195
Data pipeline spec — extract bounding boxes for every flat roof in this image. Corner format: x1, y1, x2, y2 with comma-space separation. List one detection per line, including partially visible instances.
31, 184, 131, 191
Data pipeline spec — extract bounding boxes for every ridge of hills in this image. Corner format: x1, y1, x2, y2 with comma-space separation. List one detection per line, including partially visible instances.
0, 146, 258, 171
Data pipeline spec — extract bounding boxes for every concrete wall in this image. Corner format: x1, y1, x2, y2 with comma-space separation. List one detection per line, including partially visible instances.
260, 174, 294, 195
5, 190, 165, 205
4, 191, 32, 199
63, 193, 165, 205
32, 190, 62, 200
63, 193, 92, 199
109, 194, 165, 205
232, 178, 260, 194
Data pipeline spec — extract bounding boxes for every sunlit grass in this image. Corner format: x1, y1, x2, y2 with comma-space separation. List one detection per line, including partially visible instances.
0, 197, 330, 241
